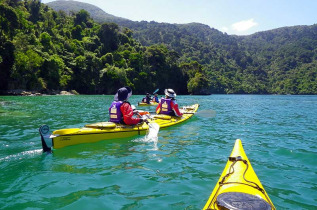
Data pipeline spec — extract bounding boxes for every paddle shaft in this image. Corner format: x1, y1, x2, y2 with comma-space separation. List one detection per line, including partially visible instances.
148, 111, 195, 114
153, 88, 159, 94
147, 110, 216, 118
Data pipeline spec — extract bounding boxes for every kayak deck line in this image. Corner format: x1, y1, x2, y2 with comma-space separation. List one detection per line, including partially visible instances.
52, 129, 146, 136
219, 156, 264, 192
212, 156, 273, 208
203, 139, 275, 210
39, 104, 199, 151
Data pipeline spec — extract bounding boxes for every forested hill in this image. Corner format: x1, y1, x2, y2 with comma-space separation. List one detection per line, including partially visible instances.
47, 0, 317, 94
47, 0, 131, 24
0, 0, 189, 95
0, 0, 316, 95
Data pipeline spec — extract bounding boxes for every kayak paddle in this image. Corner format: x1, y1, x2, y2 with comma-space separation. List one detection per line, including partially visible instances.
152, 89, 159, 94
187, 109, 216, 118
148, 110, 216, 118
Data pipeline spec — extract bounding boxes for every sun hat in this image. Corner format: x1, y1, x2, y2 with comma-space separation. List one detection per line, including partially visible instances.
164, 89, 176, 98
114, 86, 132, 101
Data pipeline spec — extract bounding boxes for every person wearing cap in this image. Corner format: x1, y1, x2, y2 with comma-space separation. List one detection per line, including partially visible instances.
109, 87, 147, 125
156, 89, 183, 117
142, 93, 152, 104
152, 93, 159, 103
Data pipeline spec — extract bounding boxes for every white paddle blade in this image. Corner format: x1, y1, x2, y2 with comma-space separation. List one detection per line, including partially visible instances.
146, 123, 160, 139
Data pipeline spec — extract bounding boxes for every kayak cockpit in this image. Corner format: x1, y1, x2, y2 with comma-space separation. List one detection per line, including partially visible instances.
216, 192, 272, 210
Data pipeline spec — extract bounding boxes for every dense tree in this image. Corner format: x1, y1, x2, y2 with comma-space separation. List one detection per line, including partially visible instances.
0, 0, 316, 95
11, 49, 44, 89
98, 23, 120, 54
187, 72, 211, 95
40, 54, 65, 89
0, 40, 15, 91
74, 9, 90, 26
28, 0, 41, 23
0, 4, 19, 38
99, 65, 130, 94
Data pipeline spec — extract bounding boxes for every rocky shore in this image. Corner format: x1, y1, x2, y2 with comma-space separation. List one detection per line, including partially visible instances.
1, 90, 79, 96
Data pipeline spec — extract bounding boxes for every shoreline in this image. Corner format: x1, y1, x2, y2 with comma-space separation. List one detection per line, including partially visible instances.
0, 90, 316, 96
0, 90, 79, 96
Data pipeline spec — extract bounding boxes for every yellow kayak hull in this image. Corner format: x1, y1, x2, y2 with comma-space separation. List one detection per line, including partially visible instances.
50, 104, 199, 149
203, 139, 275, 210
138, 102, 158, 106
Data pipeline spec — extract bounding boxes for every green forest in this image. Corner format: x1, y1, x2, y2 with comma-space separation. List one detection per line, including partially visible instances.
1, 0, 317, 95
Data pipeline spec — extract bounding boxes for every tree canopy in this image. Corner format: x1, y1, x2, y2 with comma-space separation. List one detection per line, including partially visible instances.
0, 0, 316, 95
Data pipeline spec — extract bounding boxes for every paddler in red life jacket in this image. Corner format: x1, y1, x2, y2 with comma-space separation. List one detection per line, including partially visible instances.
109, 86, 147, 125
156, 89, 183, 117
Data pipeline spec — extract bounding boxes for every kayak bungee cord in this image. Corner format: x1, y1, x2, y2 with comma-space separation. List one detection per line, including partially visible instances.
221, 156, 264, 192
209, 156, 275, 210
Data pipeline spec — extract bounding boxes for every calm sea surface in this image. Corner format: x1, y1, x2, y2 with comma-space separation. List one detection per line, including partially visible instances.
0, 95, 316, 209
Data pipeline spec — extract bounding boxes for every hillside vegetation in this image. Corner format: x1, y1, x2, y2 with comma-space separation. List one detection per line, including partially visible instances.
1, 0, 316, 95
0, 0, 190, 95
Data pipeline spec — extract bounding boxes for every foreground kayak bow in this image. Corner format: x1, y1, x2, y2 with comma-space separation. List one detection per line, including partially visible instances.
39, 104, 199, 151
203, 139, 275, 210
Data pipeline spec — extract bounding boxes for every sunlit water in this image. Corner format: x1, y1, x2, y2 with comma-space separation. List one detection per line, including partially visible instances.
0, 95, 316, 209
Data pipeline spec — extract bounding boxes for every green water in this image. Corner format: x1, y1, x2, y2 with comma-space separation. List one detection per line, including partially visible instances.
0, 95, 316, 209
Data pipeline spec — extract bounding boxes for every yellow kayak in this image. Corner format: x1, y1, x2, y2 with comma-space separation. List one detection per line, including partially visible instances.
39, 104, 199, 151
138, 101, 159, 106
203, 139, 275, 210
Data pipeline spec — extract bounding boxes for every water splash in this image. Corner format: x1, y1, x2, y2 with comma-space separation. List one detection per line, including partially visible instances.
146, 123, 160, 139
133, 123, 160, 150
0, 149, 43, 162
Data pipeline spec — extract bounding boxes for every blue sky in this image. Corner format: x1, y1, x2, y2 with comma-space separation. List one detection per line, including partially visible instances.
42, 0, 317, 35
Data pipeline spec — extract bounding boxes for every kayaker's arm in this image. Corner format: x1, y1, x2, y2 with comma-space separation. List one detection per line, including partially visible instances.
171, 101, 183, 117
155, 103, 161, 114
120, 103, 142, 125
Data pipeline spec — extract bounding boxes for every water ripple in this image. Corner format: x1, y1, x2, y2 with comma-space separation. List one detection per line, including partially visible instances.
0, 95, 316, 209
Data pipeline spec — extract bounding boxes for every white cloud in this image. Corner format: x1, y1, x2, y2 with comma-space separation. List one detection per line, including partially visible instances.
232, 18, 258, 32
220, 27, 229, 33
